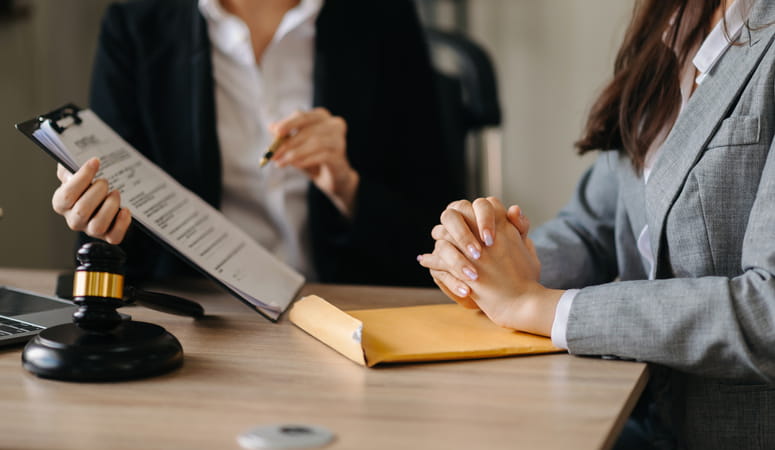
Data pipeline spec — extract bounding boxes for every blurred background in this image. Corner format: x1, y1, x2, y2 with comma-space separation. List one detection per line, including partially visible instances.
0, 0, 633, 270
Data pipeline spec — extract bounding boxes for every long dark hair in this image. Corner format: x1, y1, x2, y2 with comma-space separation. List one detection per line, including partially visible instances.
575, 0, 724, 171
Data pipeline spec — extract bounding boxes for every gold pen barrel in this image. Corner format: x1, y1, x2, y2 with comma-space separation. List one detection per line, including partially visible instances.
259, 135, 288, 167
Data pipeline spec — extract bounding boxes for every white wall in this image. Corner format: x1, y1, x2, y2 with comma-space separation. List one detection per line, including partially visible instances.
467, 0, 634, 226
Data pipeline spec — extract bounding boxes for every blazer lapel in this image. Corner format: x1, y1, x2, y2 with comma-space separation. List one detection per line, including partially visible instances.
189, 5, 222, 208
645, 2, 775, 276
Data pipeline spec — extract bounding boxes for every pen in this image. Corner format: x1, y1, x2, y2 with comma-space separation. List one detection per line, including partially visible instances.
259, 135, 288, 168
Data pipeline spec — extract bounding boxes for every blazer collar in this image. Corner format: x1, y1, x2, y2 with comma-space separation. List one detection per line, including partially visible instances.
645, 0, 775, 275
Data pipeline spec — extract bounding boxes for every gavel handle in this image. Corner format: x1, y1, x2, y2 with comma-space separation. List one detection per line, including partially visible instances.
56, 273, 205, 318
125, 286, 205, 318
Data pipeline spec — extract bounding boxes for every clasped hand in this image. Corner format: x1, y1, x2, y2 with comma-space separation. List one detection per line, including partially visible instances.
418, 197, 563, 336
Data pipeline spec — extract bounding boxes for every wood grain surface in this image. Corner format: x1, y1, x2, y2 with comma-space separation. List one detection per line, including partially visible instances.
0, 268, 648, 450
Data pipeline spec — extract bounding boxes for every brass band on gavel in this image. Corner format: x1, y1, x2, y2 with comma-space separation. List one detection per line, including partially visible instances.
73, 271, 124, 300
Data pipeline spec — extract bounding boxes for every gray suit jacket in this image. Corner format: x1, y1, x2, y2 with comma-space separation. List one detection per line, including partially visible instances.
532, 2, 775, 448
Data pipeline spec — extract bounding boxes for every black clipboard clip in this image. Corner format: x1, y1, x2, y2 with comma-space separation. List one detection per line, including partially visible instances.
36, 103, 82, 134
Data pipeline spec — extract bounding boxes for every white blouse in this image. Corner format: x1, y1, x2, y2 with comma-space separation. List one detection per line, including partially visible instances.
199, 0, 323, 280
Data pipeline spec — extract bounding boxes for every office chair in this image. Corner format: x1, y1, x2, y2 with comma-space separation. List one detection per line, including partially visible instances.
425, 28, 503, 199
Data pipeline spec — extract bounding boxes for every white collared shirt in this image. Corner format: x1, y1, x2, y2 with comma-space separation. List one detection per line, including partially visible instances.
199, 0, 323, 280
552, 0, 755, 349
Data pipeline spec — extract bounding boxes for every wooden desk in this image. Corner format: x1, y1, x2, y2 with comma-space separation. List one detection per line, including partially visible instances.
0, 268, 648, 450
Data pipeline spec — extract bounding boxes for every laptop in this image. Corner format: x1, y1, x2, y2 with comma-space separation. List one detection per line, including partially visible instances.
0, 285, 77, 347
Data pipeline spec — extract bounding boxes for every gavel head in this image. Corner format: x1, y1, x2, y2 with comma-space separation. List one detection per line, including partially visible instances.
71, 242, 127, 332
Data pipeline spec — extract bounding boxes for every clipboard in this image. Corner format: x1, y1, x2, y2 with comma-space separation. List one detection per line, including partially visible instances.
16, 104, 84, 172
16, 104, 305, 321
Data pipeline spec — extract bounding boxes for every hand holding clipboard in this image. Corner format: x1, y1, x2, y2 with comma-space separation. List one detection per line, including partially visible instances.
16, 104, 304, 321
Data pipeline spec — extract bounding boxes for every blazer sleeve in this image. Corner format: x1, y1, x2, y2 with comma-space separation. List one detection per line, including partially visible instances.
565, 138, 775, 383
531, 151, 620, 289
85, 3, 177, 282
90, 4, 149, 159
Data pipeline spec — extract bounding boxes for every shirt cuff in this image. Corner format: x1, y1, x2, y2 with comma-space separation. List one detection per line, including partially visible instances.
550, 289, 579, 350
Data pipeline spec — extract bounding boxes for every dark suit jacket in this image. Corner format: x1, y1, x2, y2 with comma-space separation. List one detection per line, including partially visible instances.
87, 0, 458, 286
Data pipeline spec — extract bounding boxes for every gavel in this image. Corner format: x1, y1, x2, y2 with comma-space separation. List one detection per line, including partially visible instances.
22, 242, 186, 381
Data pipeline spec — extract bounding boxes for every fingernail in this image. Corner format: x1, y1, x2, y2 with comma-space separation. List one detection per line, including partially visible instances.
467, 245, 481, 260
483, 230, 494, 247
462, 267, 478, 281
88, 158, 99, 169
416, 255, 423, 262
457, 286, 469, 297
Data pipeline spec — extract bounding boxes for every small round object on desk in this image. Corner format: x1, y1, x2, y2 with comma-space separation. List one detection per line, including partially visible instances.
237, 424, 335, 449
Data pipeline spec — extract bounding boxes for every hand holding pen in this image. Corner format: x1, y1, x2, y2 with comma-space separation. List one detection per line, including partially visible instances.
262, 108, 360, 216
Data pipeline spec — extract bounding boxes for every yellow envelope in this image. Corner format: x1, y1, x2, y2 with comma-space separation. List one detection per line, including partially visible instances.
289, 295, 562, 367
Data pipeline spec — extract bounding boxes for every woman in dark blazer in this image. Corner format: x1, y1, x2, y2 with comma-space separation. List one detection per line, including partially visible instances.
52, 0, 457, 286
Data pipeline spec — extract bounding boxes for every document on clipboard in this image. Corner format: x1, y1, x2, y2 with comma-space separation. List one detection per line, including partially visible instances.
16, 104, 304, 321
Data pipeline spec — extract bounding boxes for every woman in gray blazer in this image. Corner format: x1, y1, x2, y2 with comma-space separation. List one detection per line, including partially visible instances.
420, 0, 775, 448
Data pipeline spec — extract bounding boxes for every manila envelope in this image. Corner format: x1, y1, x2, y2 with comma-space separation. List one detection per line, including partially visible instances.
289, 295, 562, 367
